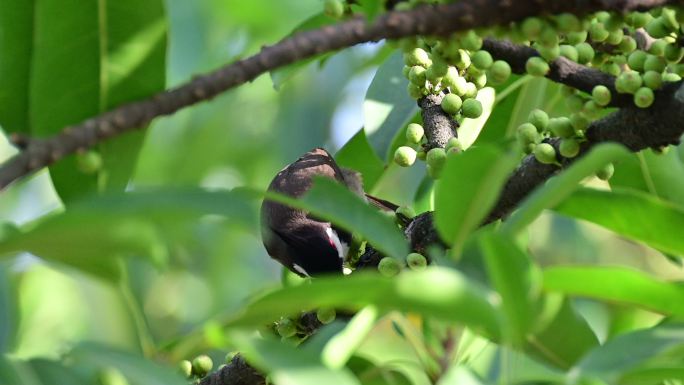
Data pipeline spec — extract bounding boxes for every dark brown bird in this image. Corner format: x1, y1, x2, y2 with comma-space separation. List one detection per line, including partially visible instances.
260, 148, 364, 277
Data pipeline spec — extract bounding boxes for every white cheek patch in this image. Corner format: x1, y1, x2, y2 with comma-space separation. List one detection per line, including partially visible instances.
325, 227, 349, 260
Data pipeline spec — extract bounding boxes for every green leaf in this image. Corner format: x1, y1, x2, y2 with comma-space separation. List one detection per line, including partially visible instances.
434, 144, 518, 252
229, 331, 361, 385
321, 306, 379, 369
335, 129, 386, 190
350, 0, 384, 20
0, 1, 33, 135
504, 77, 552, 138
267, 178, 408, 260
458, 87, 495, 150
0, 262, 16, 353
347, 355, 413, 385
543, 266, 684, 316
572, 323, 684, 384
364, 52, 419, 161
0, 188, 259, 279
610, 149, 684, 208
437, 366, 486, 385
26, 359, 88, 385
227, 267, 501, 340
478, 232, 541, 346
68, 343, 187, 385
27, 0, 166, 202
501, 143, 630, 235
555, 187, 684, 257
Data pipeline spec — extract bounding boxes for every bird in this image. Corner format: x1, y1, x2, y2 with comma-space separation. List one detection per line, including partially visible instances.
260, 148, 398, 277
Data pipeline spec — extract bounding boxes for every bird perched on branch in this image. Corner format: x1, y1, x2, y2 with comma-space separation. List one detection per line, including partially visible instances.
260, 148, 397, 277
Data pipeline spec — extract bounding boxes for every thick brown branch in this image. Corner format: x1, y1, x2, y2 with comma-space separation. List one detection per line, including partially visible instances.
0, 0, 678, 188
419, 94, 458, 150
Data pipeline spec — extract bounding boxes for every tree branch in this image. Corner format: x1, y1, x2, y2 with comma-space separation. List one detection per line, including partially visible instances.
0, 0, 678, 189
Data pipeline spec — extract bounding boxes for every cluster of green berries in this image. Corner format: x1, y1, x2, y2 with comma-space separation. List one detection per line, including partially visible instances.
378, 252, 428, 277
516, 8, 684, 109
517, 109, 585, 163
393, 121, 462, 179
179, 354, 214, 380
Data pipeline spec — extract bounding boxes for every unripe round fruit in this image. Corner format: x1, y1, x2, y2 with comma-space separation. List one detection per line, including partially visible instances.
646, 18, 670, 38
469, 72, 487, 89
559, 45, 578, 62
192, 355, 214, 377
526, 57, 549, 77
619, 36, 637, 53
471, 50, 493, 70
406, 123, 424, 144
528, 109, 549, 132
616, 71, 643, 94
446, 73, 468, 96
463, 82, 478, 99
225, 352, 237, 364
323, 0, 345, 18
461, 98, 483, 119
517, 123, 539, 145
629, 12, 652, 28
642, 71, 663, 90
429, 55, 449, 78
649, 39, 668, 56
583, 100, 601, 119
644, 54, 667, 73
601, 61, 621, 76
488, 60, 511, 84
179, 360, 193, 378
446, 137, 463, 153
441, 93, 463, 115
534, 143, 558, 165
556, 13, 581, 33
77, 151, 103, 174
549, 117, 574, 138
426, 148, 447, 169
559, 138, 580, 158
394, 146, 417, 167
455, 49, 471, 70
407, 83, 422, 99
408, 66, 427, 86
396, 205, 416, 219
276, 318, 297, 338
405, 48, 431, 68
566, 31, 588, 45
634, 87, 654, 108
406, 253, 428, 270
596, 163, 615, 181
378, 257, 401, 277
570, 113, 589, 132
627, 50, 647, 71
461, 30, 483, 51
589, 22, 609, 42
537, 44, 560, 61
539, 27, 559, 47
664, 43, 684, 62
575, 43, 595, 64
606, 29, 624, 45
316, 308, 336, 324
521, 17, 544, 39
592, 85, 612, 106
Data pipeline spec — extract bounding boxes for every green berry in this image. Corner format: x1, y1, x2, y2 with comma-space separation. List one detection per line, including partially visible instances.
192, 355, 214, 377
559, 139, 580, 158
592, 85, 612, 106
441, 94, 462, 115
455, 49, 471, 70
471, 50, 493, 70
407, 83, 422, 99
634, 87, 655, 108
323, 0, 345, 18
646, 17, 671, 38
649, 39, 668, 56
378, 257, 401, 277
77, 151, 103, 174
408, 66, 427, 85
534, 143, 558, 165
616, 71, 643, 94
566, 31, 588, 45
406, 123, 424, 144
521, 17, 544, 40
539, 27, 560, 47
627, 50, 647, 71
426, 148, 447, 169
575, 42, 595, 64
394, 146, 417, 167
570, 113, 589, 132
559, 45, 578, 62
469, 71, 487, 89
526, 57, 549, 77
619, 36, 637, 53
517, 123, 539, 144
644, 55, 667, 72
179, 360, 193, 378
225, 352, 237, 364
537, 44, 560, 61
446, 137, 463, 152
606, 29, 624, 45
664, 43, 684, 62
488, 60, 511, 84
316, 308, 336, 324
461, 30, 483, 51
601, 61, 621, 76
405, 48, 431, 68
583, 100, 601, 119
461, 98, 483, 119
549, 117, 574, 138
604, 13, 624, 31
629, 12, 652, 28
642, 71, 663, 90
429, 55, 449, 78
528, 109, 549, 132
556, 13, 581, 33
596, 163, 615, 181
590, 22, 609, 42
446, 72, 468, 96
406, 253, 427, 270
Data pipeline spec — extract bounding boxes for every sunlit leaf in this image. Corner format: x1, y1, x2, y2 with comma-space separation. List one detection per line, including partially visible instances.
321, 306, 379, 369
336, 129, 386, 190
543, 266, 684, 316
434, 144, 517, 252
227, 267, 501, 340
502, 143, 630, 235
